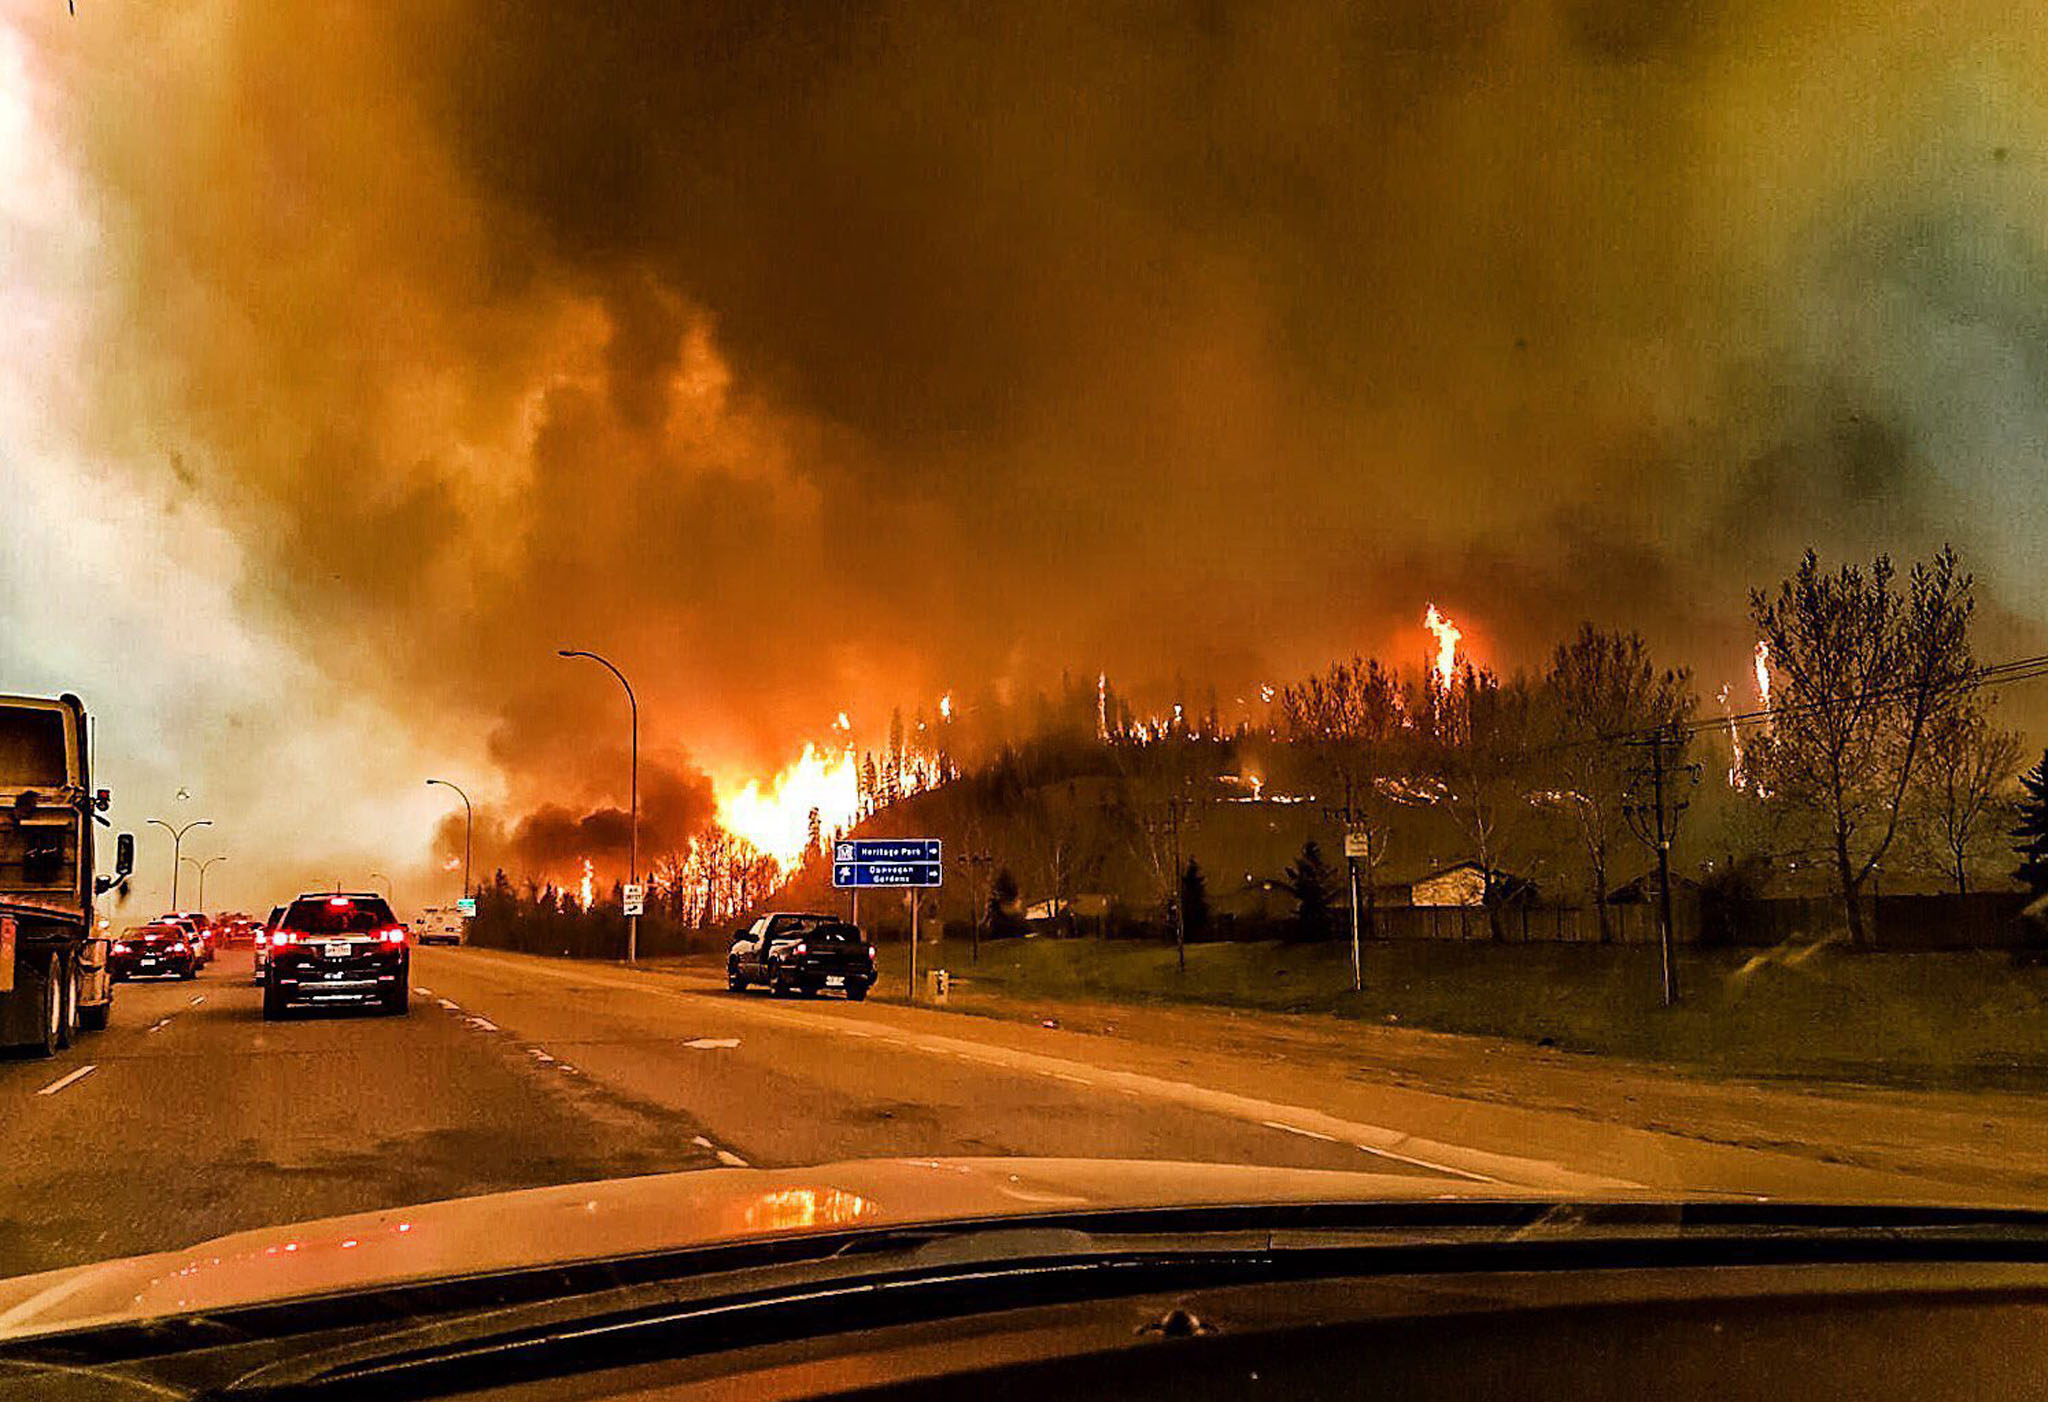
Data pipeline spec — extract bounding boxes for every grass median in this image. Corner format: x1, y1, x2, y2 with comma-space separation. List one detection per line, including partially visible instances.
868, 934, 2048, 1089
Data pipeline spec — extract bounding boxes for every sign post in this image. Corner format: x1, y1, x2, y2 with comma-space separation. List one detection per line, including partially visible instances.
1343, 828, 1369, 994
834, 840, 943, 1000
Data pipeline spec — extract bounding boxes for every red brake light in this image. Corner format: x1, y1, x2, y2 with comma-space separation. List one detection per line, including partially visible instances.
170, 941, 187, 953
112, 942, 129, 953
377, 927, 407, 945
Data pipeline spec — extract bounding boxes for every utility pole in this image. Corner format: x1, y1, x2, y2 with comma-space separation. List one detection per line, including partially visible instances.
1624, 726, 1699, 1008
147, 817, 212, 909
558, 650, 639, 963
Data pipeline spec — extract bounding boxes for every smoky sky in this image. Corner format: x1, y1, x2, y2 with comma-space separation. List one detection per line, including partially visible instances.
31, 0, 2048, 878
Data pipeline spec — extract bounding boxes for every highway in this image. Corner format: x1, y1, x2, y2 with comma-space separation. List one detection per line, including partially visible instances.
6, 946, 2048, 1279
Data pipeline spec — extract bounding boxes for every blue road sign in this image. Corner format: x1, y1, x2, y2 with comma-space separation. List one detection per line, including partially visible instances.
834, 839, 941, 864
833, 838, 943, 888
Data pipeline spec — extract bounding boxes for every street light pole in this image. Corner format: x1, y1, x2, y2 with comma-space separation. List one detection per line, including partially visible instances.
181, 853, 227, 909
147, 817, 212, 909
557, 650, 639, 963
370, 870, 392, 901
425, 780, 473, 902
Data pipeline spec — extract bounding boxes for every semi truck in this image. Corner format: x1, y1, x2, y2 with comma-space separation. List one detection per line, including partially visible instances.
0, 693, 129, 1055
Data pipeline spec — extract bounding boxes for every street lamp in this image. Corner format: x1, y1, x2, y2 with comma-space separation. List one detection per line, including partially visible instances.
369, 870, 392, 900
426, 779, 473, 902
147, 817, 212, 909
558, 649, 639, 963
181, 853, 227, 909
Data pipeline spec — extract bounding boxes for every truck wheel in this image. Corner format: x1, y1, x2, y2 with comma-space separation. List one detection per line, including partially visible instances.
54, 960, 79, 1050
29, 955, 62, 1058
261, 982, 290, 1021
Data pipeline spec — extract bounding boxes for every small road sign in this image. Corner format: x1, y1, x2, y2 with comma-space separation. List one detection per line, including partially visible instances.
622, 883, 646, 917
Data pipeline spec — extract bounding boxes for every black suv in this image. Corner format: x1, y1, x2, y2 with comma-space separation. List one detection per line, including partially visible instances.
728, 912, 876, 999
262, 893, 410, 1019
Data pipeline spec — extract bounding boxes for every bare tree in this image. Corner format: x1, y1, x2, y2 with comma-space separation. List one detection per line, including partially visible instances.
1544, 626, 1695, 940
1114, 739, 1204, 971
1749, 547, 1976, 942
1023, 783, 1106, 936
1278, 657, 1402, 936
1917, 702, 2023, 894
1416, 664, 1540, 936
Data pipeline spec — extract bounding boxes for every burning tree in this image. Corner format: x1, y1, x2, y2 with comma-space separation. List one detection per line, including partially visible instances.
1748, 547, 1976, 943
1277, 657, 1403, 937
1543, 626, 1695, 941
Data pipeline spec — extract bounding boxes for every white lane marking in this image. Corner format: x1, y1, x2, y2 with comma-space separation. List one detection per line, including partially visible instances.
146, 1017, 173, 1035
685, 1037, 740, 1049
438, 998, 460, 1011
35, 1065, 96, 1096
413, 986, 433, 997
467, 1017, 499, 1033
188, 995, 205, 1006
526, 1048, 555, 1063
1356, 1142, 1495, 1183
1263, 1119, 1340, 1144
1045, 1070, 1090, 1085
442, 947, 1620, 1191
715, 1150, 749, 1168
691, 1135, 714, 1148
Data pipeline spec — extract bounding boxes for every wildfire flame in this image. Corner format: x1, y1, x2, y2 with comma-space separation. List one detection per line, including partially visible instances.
1753, 640, 1772, 710
717, 743, 861, 871
579, 857, 594, 910
1719, 683, 1746, 788
938, 693, 952, 722
1423, 604, 1462, 686
833, 712, 851, 732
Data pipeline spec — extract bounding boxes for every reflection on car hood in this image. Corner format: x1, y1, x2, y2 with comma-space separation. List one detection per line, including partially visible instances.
0, 1157, 1537, 1338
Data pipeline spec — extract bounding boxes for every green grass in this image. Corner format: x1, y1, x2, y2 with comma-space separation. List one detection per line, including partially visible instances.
873, 935, 2048, 1088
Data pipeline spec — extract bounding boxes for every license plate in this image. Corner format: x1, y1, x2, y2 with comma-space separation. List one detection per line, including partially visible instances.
139, 959, 157, 967
325, 941, 352, 959
826, 975, 845, 987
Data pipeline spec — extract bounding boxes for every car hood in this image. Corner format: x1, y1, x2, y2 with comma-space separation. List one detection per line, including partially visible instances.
0, 1157, 1564, 1339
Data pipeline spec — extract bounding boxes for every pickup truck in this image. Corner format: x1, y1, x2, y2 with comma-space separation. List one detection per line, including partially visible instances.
727, 912, 877, 999
0, 693, 130, 1054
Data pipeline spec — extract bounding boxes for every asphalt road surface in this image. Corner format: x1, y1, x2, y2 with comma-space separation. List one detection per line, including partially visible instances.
2, 945, 2042, 1280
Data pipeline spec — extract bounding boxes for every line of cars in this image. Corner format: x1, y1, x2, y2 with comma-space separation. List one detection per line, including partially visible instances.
108, 909, 223, 982
112, 895, 414, 1020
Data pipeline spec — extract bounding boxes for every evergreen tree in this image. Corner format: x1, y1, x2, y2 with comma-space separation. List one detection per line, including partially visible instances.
1179, 859, 1211, 940
2015, 749, 2048, 897
1285, 840, 1337, 942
